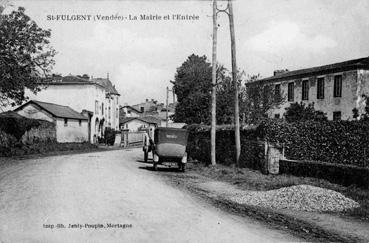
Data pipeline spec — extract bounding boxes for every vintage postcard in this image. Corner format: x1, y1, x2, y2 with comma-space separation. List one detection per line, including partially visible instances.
0, 0, 368, 242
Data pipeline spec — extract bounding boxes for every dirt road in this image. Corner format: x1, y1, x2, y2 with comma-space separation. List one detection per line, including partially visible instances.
0, 149, 300, 242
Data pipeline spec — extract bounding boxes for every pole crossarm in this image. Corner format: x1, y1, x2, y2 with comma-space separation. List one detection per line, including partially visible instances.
216, 7, 230, 16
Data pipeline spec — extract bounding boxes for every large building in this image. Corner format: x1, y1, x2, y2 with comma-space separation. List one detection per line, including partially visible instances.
252, 57, 369, 120
25, 74, 120, 143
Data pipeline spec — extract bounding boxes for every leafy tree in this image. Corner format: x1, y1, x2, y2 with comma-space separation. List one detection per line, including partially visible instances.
0, 6, 56, 109
284, 102, 327, 122
172, 54, 212, 124
173, 54, 247, 125
243, 75, 285, 124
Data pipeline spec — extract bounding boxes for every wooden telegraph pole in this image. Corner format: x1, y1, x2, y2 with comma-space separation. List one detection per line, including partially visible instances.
228, 0, 240, 167
211, 0, 218, 166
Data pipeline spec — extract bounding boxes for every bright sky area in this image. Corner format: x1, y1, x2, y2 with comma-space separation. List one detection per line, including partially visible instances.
8, 0, 369, 104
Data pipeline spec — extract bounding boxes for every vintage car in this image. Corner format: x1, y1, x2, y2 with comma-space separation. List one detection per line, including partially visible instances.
143, 127, 189, 172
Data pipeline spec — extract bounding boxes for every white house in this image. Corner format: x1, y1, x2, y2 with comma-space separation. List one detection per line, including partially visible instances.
120, 116, 160, 138
25, 74, 120, 143
14, 100, 89, 143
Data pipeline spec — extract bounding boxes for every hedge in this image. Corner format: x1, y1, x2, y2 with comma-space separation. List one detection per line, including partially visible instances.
259, 120, 369, 168
186, 124, 265, 170
186, 119, 369, 170
0, 115, 42, 140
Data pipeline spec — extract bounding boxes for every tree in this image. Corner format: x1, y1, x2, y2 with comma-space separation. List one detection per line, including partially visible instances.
173, 54, 249, 125
0, 6, 56, 109
284, 102, 327, 122
172, 54, 212, 124
243, 75, 285, 124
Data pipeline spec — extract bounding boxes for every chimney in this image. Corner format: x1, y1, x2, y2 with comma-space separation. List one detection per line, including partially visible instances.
273, 69, 289, 76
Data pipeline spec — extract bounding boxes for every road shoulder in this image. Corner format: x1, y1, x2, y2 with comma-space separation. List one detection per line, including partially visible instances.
154, 162, 369, 242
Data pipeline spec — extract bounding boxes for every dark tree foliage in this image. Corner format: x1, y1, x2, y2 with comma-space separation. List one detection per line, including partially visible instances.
172, 54, 212, 124
215, 65, 235, 124
0, 6, 56, 108
243, 75, 285, 124
172, 54, 246, 125
284, 102, 327, 122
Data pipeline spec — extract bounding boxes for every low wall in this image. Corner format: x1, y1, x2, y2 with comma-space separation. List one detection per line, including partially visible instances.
280, 159, 369, 188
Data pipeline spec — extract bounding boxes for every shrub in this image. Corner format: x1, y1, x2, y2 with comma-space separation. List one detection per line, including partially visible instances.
284, 102, 327, 122
0, 115, 41, 140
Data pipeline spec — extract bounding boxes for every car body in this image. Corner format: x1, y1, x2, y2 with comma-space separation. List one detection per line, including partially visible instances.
146, 127, 188, 172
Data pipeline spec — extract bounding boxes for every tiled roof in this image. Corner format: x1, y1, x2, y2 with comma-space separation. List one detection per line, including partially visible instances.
256, 57, 369, 83
43, 75, 105, 89
92, 78, 120, 95
121, 105, 142, 114
139, 116, 161, 124
15, 100, 88, 120
120, 116, 160, 125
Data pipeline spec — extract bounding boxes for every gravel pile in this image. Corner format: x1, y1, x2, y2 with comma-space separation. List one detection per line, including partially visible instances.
230, 185, 360, 212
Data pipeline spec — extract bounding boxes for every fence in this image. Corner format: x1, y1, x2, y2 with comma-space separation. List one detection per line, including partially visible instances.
121, 131, 146, 147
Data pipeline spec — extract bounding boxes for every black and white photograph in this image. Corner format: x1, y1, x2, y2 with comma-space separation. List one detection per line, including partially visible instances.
0, 0, 369, 242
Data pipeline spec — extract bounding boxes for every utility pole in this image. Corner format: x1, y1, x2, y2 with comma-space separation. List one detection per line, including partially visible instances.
166, 86, 174, 127
211, 0, 218, 166
228, 0, 240, 167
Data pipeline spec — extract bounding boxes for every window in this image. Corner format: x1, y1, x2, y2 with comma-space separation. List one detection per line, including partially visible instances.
79, 120, 82, 126
302, 80, 309, 100
274, 84, 280, 97
109, 107, 111, 119
64, 118, 68, 126
274, 114, 280, 119
333, 111, 341, 121
116, 108, 119, 118
102, 103, 104, 115
317, 77, 325, 99
334, 75, 342, 97
288, 82, 294, 101
140, 107, 144, 112
95, 100, 99, 115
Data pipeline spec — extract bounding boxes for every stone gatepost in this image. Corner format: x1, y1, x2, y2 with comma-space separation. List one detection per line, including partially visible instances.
265, 142, 285, 175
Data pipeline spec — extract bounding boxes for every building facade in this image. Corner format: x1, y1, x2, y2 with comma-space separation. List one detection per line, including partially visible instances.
25, 75, 120, 143
120, 116, 160, 138
253, 57, 369, 120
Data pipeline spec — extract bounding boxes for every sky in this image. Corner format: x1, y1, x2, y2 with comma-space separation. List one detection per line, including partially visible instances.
7, 0, 369, 105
